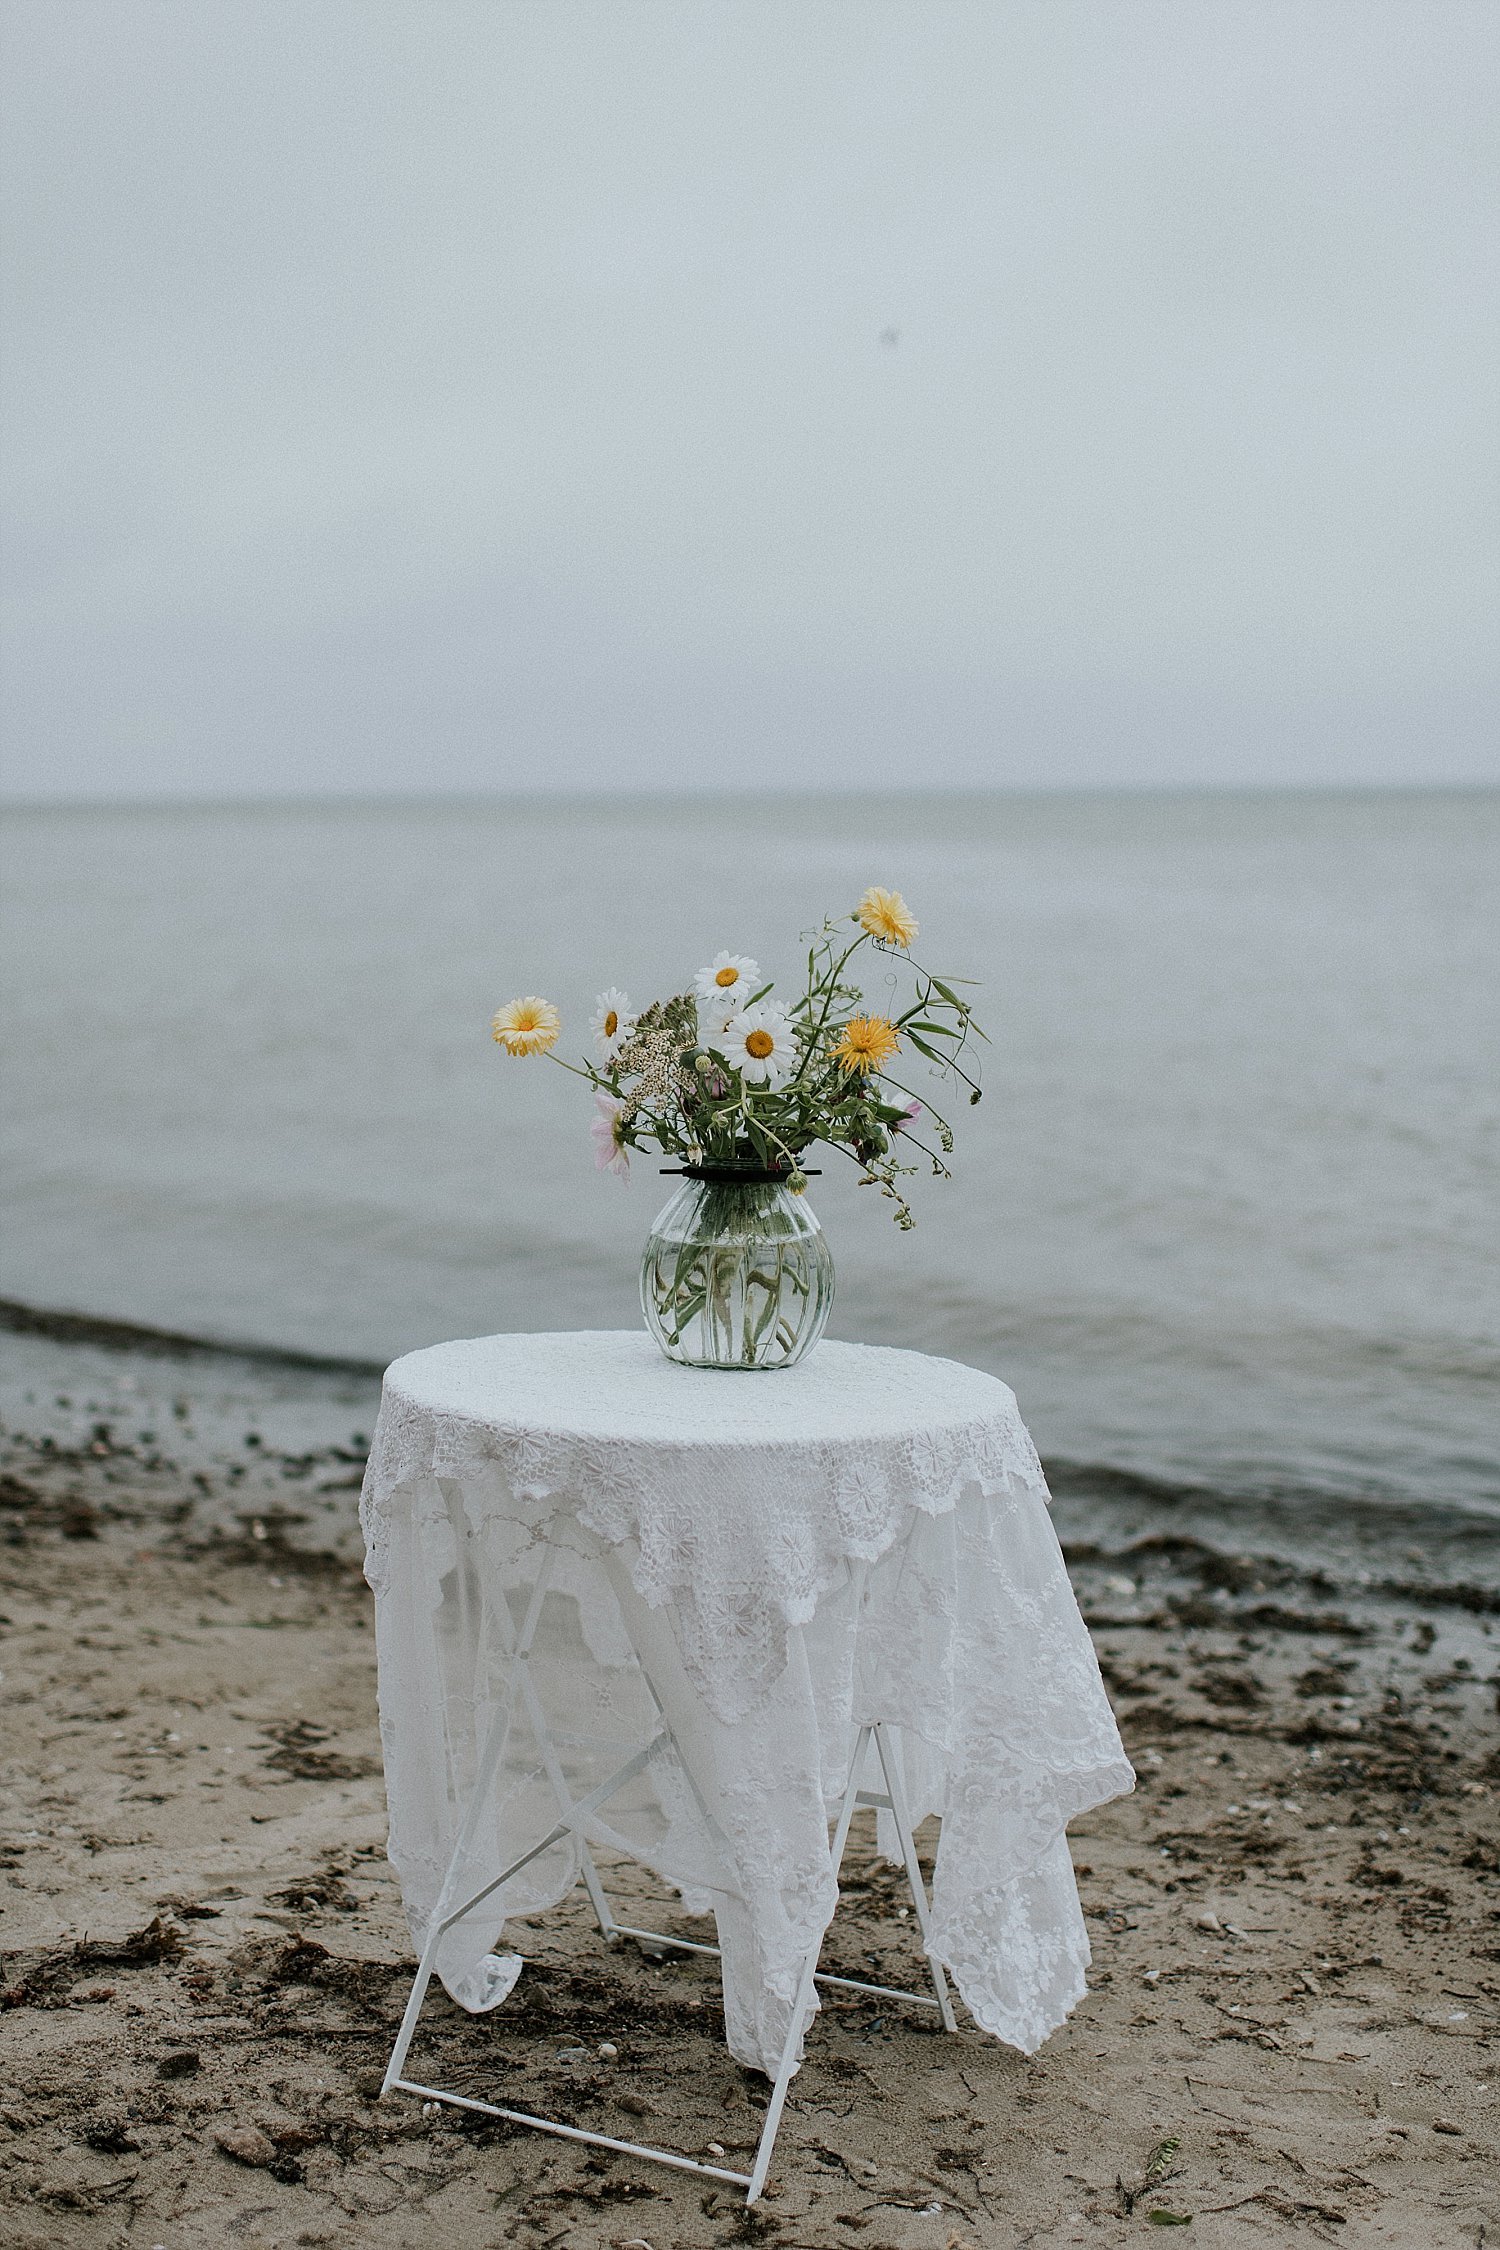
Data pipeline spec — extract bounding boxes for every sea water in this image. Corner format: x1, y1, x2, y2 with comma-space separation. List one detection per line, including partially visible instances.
2, 789, 1496, 1565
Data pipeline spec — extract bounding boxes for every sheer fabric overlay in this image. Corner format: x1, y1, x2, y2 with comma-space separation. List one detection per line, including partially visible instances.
361, 1332, 1134, 2075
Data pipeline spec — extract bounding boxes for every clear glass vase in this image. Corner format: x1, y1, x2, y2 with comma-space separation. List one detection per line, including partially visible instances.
640, 1168, 835, 1370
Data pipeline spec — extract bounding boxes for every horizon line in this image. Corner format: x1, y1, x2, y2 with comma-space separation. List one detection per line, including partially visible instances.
3, 776, 1498, 815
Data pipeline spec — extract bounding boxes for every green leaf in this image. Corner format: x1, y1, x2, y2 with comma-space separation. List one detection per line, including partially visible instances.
931, 977, 990, 1039
1147, 2214, 1192, 2228
903, 1019, 960, 1039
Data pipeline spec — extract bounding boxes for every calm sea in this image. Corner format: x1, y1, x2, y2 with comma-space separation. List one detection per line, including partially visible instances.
2, 791, 1497, 1565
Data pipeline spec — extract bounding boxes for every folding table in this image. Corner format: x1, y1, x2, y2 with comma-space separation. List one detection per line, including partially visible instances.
360, 1331, 1132, 2202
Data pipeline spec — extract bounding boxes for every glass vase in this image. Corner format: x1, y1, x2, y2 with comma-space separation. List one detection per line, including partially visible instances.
639, 1168, 835, 1370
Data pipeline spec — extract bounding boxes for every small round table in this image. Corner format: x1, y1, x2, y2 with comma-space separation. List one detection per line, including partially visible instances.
361, 1331, 1132, 2202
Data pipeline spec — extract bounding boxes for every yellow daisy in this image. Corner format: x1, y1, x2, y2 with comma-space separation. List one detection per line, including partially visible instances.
833, 1015, 900, 1075
856, 886, 918, 948
491, 996, 562, 1055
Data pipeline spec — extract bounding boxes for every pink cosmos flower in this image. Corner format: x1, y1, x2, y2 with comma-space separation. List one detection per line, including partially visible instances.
590, 1091, 631, 1181
892, 1099, 923, 1134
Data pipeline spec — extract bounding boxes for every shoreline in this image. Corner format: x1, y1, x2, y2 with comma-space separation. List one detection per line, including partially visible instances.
4, 1308, 1497, 1601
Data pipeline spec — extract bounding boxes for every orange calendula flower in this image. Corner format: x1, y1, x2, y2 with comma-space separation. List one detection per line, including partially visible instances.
856, 886, 918, 948
491, 996, 562, 1055
834, 1015, 900, 1075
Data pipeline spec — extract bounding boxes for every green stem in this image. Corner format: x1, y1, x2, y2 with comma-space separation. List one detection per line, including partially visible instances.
872, 1071, 957, 1142
790, 930, 869, 1086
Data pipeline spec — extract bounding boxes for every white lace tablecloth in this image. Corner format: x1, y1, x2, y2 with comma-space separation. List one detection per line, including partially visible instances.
361, 1331, 1133, 2075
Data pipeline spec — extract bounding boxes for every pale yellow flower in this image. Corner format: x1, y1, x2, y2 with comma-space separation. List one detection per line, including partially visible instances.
833, 1015, 900, 1074
856, 886, 918, 948
491, 996, 561, 1055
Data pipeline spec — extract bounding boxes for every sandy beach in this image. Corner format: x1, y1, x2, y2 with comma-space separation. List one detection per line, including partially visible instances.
1, 1327, 1496, 2250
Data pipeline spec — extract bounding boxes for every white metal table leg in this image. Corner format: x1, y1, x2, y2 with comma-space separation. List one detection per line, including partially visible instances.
873, 1722, 958, 2033
744, 1723, 874, 2203
381, 1911, 448, 2098
382, 1536, 961, 2206
496, 1603, 621, 1942
382, 1730, 667, 2096
382, 1532, 559, 2093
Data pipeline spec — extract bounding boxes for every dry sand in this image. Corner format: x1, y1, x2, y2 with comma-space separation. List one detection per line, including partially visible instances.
1, 1337, 1497, 2249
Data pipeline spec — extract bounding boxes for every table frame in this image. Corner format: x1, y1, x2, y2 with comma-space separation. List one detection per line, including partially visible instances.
378, 1540, 957, 2203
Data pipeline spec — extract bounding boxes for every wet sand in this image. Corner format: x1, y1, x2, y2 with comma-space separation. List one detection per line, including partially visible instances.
1, 1338, 1497, 2248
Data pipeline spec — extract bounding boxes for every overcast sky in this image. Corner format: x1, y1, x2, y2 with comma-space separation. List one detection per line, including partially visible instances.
2, 0, 1497, 800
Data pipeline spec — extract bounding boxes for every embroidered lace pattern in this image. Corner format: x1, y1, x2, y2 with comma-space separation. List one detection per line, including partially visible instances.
361, 1331, 1134, 2074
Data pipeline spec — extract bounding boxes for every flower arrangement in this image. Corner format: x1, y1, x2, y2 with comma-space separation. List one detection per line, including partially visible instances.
492, 888, 985, 1230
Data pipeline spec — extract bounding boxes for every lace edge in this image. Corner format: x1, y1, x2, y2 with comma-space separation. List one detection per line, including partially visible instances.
358, 1419, 1055, 1724
360, 1444, 1049, 1605
927, 1759, 1136, 2051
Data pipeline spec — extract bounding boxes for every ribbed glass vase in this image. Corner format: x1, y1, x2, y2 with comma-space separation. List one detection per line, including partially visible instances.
639, 1167, 834, 1371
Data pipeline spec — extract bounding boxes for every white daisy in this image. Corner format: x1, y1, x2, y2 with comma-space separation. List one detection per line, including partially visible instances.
694, 952, 759, 1022
590, 987, 634, 1063
719, 1001, 797, 1087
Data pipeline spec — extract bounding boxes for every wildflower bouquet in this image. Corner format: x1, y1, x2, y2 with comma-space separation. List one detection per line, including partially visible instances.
491, 886, 984, 1230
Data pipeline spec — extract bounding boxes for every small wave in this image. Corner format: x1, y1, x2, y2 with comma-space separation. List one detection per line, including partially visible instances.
1046, 1452, 1500, 1600
1046, 1449, 1500, 1524
0, 1296, 385, 1380
1043, 1458, 1217, 1509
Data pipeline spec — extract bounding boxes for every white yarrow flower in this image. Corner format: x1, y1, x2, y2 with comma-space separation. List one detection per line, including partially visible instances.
590, 988, 634, 1063
694, 952, 759, 1022
720, 1002, 796, 1087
